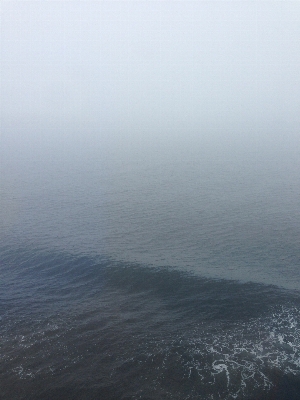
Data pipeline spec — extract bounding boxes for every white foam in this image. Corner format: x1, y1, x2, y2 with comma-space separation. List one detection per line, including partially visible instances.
175, 304, 300, 398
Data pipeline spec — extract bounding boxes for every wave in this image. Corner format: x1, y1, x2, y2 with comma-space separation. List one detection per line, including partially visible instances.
1, 245, 300, 399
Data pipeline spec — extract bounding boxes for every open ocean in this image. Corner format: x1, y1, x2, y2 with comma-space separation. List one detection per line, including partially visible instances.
1, 136, 300, 399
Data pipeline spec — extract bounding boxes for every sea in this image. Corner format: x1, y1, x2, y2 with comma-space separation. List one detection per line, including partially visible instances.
1, 131, 300, 399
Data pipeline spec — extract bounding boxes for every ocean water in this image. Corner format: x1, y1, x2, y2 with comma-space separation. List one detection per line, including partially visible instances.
1, 135, 300, 399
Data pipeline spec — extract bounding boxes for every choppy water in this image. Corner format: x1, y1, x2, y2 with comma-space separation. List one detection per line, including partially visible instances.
1, 136, 300, 399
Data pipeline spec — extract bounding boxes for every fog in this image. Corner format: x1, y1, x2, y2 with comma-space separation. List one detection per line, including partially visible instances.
1, 1, 300, 286
1, 1, 300, 155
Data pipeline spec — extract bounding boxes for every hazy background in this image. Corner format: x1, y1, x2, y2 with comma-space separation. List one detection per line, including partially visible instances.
2, 1, 300, 154
1, 2, 300, 286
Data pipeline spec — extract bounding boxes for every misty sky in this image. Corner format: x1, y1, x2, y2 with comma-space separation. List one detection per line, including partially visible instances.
1, 1, 300, 149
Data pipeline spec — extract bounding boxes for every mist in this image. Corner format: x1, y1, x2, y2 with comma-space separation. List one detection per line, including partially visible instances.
2, 1, 300, 157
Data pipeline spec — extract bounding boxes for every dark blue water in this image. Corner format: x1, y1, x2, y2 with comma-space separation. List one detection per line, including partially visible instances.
1, 136, 300, 399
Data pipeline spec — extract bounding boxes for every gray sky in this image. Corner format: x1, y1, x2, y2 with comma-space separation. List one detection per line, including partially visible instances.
1, 1, 300, 149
